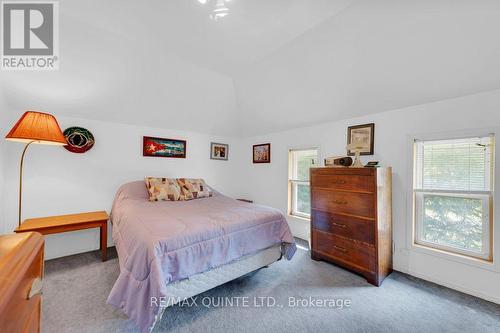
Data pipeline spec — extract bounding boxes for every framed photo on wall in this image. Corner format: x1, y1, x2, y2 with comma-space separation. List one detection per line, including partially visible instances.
253, 143, 271, 163
210, 142, 229, 160
347, 123, 375, 156
143, 136, 187, 158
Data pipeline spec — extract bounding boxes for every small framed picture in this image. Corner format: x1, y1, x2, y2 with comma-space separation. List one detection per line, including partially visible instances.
347, 123, 375, 156
143, 136, 187, 158
210, 142, 229, 160
253, 143, 271, 163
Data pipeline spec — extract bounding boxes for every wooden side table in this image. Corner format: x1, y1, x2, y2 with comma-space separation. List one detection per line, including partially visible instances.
14, 211, 109, 261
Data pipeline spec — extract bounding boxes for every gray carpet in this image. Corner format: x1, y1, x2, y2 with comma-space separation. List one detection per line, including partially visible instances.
43, 241, 500, 333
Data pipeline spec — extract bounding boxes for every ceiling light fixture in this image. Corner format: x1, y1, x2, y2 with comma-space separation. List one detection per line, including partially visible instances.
198, 0, 232, 21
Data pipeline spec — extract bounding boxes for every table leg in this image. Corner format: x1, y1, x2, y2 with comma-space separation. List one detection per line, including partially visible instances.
100, 222, 107, 262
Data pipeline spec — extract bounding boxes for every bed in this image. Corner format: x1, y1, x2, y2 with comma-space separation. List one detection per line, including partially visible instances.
107, 181, 296, 333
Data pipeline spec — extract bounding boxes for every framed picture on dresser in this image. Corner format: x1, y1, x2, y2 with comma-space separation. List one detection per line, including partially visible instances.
347, 123, 375, 155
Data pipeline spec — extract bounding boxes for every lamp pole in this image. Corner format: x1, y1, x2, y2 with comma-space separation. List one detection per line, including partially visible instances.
5, 112, 68, 229
18, 141, 35, 227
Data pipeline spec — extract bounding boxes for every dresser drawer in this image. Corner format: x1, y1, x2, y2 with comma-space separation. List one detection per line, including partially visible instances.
0, 233, 44, 333
312, 210, 375, 245
311, 173, 374, 193
312, 229, 375, 271
1, 249, 43, 333
311, 189, 375, 218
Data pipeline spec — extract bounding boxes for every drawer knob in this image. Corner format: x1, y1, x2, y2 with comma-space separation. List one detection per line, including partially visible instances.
28, 277, 43, 299
333, 180, 347, 184
332, 222, 348, 228
334, 200, 348, 205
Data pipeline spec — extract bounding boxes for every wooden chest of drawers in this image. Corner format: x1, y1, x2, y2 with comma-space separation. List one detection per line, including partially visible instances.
310, 167, 392, 286
0, 232, 44, 333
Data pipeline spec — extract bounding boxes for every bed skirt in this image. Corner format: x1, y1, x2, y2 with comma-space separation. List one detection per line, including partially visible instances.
151, 244, 282, 332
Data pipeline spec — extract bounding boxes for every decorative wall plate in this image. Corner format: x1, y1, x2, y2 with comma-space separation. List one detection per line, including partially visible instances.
63, 127, 95, 153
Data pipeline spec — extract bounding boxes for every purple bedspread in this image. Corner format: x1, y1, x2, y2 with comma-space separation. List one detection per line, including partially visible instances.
107, 181, 296, 332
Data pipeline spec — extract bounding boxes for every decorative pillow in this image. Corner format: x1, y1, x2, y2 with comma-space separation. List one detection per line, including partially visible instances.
176, 178, 211, 200
144, 177, 183, 202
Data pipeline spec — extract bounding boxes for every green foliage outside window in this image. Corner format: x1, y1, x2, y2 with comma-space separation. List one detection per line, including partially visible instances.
297, 184, 311, 215
422, 195, 483, 253
294, 151, 317, 216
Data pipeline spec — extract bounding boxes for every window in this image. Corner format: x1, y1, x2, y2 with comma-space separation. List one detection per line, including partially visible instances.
288, 148, 318, 219
413, 135, 494, 261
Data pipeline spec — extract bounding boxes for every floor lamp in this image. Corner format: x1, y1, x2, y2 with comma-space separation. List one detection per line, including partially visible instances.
5, 111, 67, 227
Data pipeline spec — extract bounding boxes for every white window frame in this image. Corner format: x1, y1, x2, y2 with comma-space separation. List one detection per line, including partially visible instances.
288, 148, 319, 220
412, 135, 495, 262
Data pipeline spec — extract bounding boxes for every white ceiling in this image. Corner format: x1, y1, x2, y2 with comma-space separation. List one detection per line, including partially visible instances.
1, 0, 500, 137
235, 0, 500, 135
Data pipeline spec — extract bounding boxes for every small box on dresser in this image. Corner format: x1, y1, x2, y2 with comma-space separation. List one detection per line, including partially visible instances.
310, 167, 392, 286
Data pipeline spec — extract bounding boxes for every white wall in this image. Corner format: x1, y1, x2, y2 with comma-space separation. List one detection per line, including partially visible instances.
3, 91, 500, 304
239, 89, 500, 304
2, 90, 500, 304
1, 114, 244, 259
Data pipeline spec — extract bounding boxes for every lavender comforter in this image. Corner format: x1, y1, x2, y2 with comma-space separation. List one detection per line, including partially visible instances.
107, 181, 296, 332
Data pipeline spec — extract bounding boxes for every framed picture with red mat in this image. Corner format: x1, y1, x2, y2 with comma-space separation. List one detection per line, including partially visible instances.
143, 136, 187, 158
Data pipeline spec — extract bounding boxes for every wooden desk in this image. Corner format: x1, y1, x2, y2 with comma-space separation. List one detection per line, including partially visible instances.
15, 211, 109, 261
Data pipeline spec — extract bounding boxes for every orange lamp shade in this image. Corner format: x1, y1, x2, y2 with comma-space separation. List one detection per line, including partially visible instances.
5, 111, 67, 145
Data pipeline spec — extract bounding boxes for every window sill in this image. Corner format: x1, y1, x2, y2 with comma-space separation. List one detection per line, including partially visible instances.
411, 242, 498, 273
287, 214, 310, 222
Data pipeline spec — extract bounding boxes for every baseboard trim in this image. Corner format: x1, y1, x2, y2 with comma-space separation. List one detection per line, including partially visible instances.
400, 269, 500, 305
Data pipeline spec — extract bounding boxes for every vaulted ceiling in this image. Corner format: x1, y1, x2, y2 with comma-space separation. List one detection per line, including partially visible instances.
1, 0, 500, 136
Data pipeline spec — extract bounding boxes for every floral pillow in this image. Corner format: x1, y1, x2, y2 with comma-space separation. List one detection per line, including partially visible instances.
176, 178, 211, 200
144, 177, 183, 202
